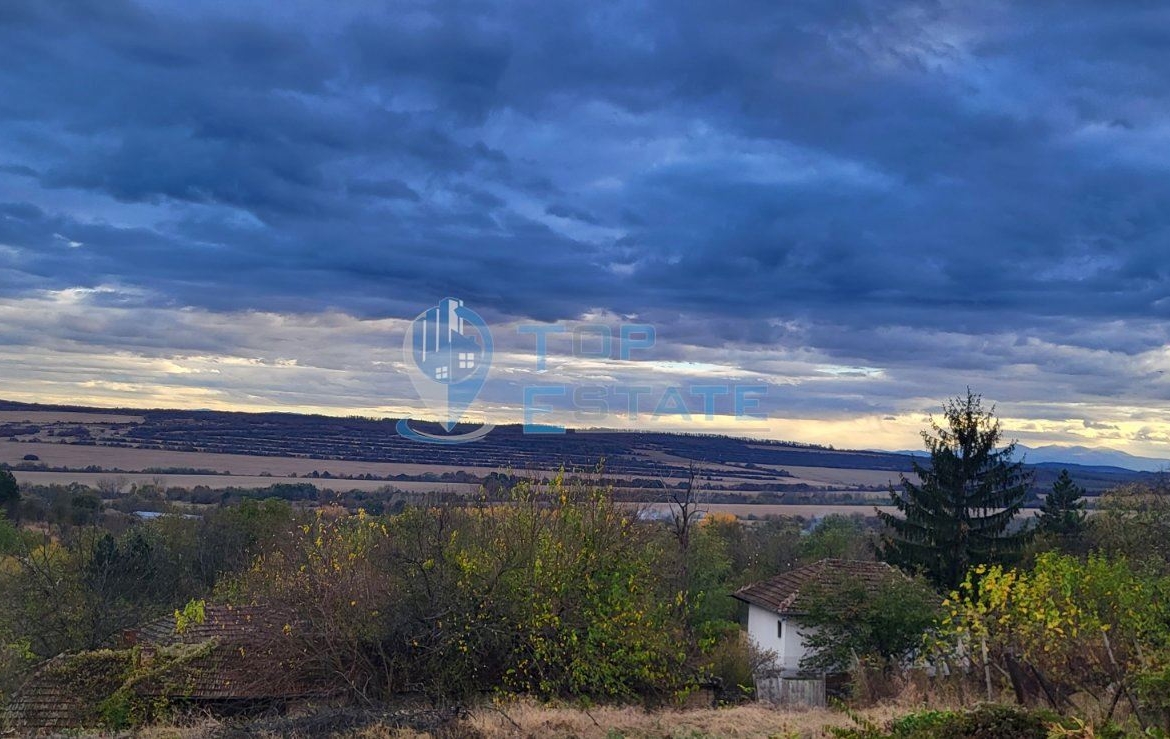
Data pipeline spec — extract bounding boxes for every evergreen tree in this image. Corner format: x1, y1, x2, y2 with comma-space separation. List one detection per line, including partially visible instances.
0, 467, 18, 521
877, 390, 1032, 590
1037, 469, 1087, 540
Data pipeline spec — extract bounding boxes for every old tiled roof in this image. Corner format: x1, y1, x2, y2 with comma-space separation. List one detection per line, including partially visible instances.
133, 604, 323, 701
134, 640, 322, 701
2, 651, 134, 736
4, 605, 327, 735
137, 604, 289, 646
732, 558, 899, 615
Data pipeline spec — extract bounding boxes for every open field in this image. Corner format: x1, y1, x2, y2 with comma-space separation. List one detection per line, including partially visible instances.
0, 401, 1151, 509
634, 449, 758, 474
636, 501, 893, 518
0, 440, 507, 479
13, 469, 882, 517
768, 465, 912, 487
0, 410, 145, 424
0, 400, 924, 485
10, 470, 480, 495
0, 439, 900, 490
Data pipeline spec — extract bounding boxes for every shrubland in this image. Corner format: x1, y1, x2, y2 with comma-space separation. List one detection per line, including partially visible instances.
3, 390, 1170, 738
0, 470, 885, 722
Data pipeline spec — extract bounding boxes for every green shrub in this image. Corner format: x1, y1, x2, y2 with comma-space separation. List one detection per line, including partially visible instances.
96, 690, 133, 730
887, 709, 962, 738
702, 628, 757, 702
831, 704, 1073, 739
953, 704, 1060, 739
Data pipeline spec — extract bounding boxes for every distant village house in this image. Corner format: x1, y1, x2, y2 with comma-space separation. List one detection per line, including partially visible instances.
733, 558, 901, 706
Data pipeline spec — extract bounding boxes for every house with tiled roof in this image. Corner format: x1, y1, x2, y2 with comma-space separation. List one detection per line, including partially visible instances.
3, 604, 328, 736
732, 558, 898, 676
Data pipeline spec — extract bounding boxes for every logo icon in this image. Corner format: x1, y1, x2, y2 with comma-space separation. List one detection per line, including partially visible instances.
397, 297, 494, 443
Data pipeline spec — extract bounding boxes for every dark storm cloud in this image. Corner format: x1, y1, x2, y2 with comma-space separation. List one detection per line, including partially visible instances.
1, 0, 1169, 388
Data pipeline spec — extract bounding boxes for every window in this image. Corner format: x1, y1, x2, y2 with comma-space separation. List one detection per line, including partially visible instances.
458, 352, 475, 369
777, 619, 783, 640
434, 366, 449, 380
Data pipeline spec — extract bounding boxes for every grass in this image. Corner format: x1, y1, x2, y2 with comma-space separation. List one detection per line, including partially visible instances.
452, 700, 889, 739
106, 700, 921, 739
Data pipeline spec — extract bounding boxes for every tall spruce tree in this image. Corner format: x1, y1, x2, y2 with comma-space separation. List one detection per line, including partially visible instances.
1037, 469, 1087, 540
0, 467, 18, 521
878, 390, 1032, 590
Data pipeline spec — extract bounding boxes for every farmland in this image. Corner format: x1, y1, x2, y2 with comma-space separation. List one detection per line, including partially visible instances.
0, 399, 1154, 516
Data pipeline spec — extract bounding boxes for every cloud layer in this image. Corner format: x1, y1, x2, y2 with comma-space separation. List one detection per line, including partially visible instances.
1, 1, 1169, 453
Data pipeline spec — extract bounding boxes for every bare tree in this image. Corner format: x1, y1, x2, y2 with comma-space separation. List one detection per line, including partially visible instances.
669, 463, 707, 618
670, 463, 705, 552
149, 475, 168, 500
95, 475, 128, 497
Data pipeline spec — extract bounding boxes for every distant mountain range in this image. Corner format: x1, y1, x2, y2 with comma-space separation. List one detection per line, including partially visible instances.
894, 444, 1170, 473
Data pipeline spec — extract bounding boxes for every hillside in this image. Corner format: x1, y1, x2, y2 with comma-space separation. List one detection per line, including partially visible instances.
0, 400, 1153, 502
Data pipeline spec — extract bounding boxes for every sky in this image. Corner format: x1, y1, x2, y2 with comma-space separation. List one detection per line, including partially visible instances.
1, 0, 1169, 455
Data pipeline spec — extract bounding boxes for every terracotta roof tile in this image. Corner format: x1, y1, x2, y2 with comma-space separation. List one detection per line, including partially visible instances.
137, 604, 287, 646
732, 558, 899, 615
5, 605, 329, 734
133, 604, 324, 701
2, 651, 133, 735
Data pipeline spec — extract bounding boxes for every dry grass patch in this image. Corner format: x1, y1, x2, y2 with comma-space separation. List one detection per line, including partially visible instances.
361, 701, 912, 739
63, 700, 933, 739
468, 701, 842, 738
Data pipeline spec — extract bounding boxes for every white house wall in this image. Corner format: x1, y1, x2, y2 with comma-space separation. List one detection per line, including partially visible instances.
782, 617, 812, 672
746, 604, 815, 673
747, 604, 784, 659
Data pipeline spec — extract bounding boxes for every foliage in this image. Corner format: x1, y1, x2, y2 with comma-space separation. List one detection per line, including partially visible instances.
0, 470, 908, 726
219, 506, 401, 700
878, 390, 1033, 590
95, 640, 221, 730
491, 479, 687, 700
1037, 470, 1087, 542
3, 641, 223, 731
684, 518, 737, 640
24, 649, 140, 731
939, 553, 1170, 725
173, 598, 206, 635
223, 477, 688, 703
0, 467, 18, 519
801, 515, 873, 562
700, 628, 775, 703
830, 704, 1073, 739
1088, 483, 1170, 574
0, 511, 20, 555
797, 570, 941, 674
0, 634, 35, 704
711, 515, 804, 587
1135, 664, 1170, 733
0, 499, 297, 698
0, 533, 95, 656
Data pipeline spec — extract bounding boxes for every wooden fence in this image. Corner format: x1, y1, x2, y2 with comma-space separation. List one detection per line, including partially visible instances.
755, 674, 826, 708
